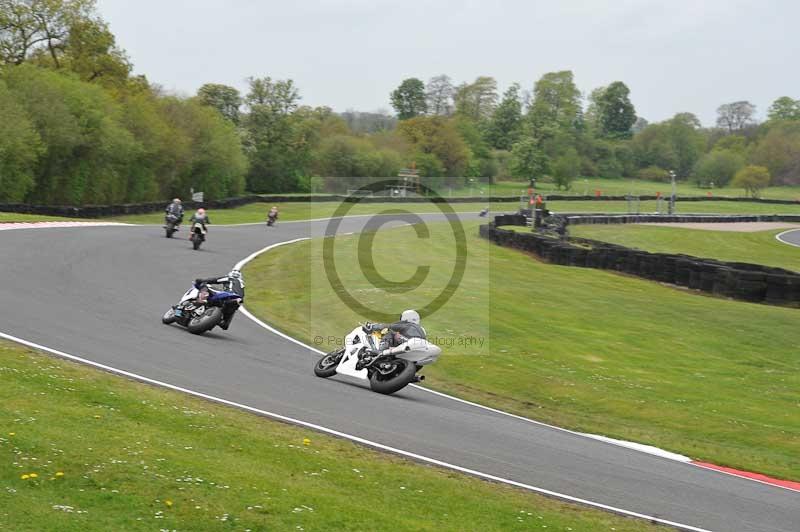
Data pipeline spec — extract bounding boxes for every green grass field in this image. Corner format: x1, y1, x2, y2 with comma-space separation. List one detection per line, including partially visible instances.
0, 212, 83, 223
4, 194, 799, 225
0, 340, 657, 532
570, 225, 800, 272
455, 178, 800, 200
104, 202, 505, 225
243, 220, 800, 480
102, 199, 800, 225
546, 200, 800, 215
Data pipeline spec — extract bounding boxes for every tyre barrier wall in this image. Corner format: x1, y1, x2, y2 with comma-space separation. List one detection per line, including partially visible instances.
564, 214, 800, 225
479, 214, 800, 307
2, 193, 797, 219
0, 195, 519, 218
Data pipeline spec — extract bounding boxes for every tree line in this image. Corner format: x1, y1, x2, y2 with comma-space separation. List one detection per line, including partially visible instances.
2, 1, 800, 204
386, 74, 800, 197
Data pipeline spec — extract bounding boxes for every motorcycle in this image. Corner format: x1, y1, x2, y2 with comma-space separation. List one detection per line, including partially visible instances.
162, 283, 241, 335
266, 212, 278, 227
164, 213, 180, 238
189, 223, 206, 250
314, 324, 442, 395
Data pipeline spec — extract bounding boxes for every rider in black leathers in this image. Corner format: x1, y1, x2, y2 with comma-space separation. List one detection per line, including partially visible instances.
192, 270, 245, 330
165, 198, 184, 228
365, 309, 426, 354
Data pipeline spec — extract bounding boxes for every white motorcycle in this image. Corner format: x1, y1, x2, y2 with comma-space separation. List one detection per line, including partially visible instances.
314, 324, 442, 395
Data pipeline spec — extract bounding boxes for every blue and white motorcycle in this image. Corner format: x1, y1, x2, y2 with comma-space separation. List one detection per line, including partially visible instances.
162, 282, 242, 335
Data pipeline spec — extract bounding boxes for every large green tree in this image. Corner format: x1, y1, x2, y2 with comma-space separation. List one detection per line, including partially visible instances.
397, 116, 469, 179
454, 76, 498, 123
595, 81, 636, 139
425, 74, 454, 116
243, 76, 305, 192
0, 79, 42, 201
552, 147, 580, 190
0, 0, 128, 87
509, 137, 548, 180
390, 78, 427, 120
692, 149, 744, 187
767, 96, 800, 122
632, 113, 704, 178
732, 165, 771, 197
3, 64, 135, 204
197, 83, 242, 124
527, 70, 582, 135
165, 97, 247, 198
486, 83, 523, 150
58, 17, 130, 86
0, 0, 94, 66
716, 101, 756, 133
750, 121, 800, 185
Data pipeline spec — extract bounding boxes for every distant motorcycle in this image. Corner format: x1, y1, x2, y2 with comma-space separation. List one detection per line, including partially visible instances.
314, 324, 442, 395
189, 223, 206, 250
162, 283, 241, 335
267, 211, 278, 227
479, 207, 489, 217
164, 213, 180, 238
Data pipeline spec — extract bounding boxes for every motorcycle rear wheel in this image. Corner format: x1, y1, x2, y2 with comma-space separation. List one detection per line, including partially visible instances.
187, 307, 222, 334
314, 348, 344, 378
368, 359, 418, 395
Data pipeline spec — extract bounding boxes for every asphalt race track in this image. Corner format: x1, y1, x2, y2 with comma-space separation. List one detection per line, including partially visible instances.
776, 228, 800, 248
1, 216, 798, 532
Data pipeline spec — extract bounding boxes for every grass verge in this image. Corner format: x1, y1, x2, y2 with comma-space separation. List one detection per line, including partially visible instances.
546, 200, 800, 215
0, 213, 84, 223
462, 179, 800, 200
570, 225, 800, 272
104, 202, 503, 225
6, 196, 798, 226
103, 199, 800, 225
0, 340, 658, 531
243, 220, 800, 480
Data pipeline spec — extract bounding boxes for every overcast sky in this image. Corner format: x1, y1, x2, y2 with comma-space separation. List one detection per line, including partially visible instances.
96, 0, 799, 126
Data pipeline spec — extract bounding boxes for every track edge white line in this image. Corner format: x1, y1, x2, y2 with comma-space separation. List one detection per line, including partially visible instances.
0, 329, 711, 532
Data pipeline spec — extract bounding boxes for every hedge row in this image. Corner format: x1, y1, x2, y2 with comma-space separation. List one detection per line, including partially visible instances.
480, 215, 800, 307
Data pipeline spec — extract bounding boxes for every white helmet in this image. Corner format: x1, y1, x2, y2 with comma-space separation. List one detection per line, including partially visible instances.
401, 309, 420, 325
228, 269, 242, 280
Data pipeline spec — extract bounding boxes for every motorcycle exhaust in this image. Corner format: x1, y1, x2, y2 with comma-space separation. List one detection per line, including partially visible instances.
412, 375, 425, 383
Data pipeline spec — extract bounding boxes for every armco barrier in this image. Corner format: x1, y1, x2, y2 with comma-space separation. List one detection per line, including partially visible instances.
479, 214, 800, 307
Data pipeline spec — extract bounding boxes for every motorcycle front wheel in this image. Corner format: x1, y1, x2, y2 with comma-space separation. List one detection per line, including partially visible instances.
368, 359, 418, 395
161, 307, 176, 324
187, 307, 222, 334
191, 233, 202, 250
314, 348, 344, 378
